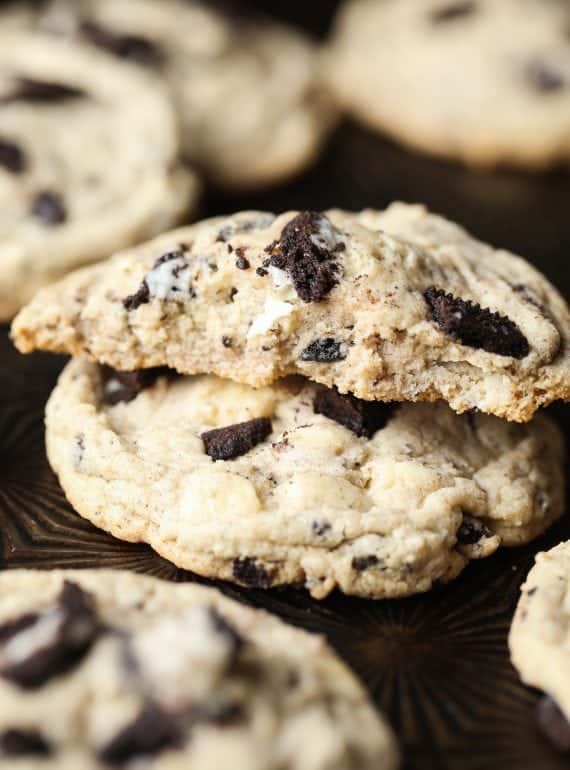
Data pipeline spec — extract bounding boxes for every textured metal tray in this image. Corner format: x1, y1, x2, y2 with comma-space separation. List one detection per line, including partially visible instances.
2, 4, 570, 761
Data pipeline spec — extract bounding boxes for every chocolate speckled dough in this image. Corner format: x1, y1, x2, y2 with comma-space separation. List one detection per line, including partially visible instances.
0, 32, 199, 321
324, 0, 570, 169
0, 570, 399, 769
31, 0, 336, 189
44, 358, 564, 599
13, 204, 570, 421
509, 543, 570, 752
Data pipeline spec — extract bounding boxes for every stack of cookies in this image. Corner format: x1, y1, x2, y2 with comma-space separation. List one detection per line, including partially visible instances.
11, 202, 569, 601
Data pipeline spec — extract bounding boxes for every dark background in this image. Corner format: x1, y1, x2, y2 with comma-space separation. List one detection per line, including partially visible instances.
2, 2, 570, 769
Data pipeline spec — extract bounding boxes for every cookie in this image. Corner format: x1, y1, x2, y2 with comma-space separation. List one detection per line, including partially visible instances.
509, 542, 570, 752
25, 0, 336, 189
0, 31, 200, 322
324, 0, 570, 169
0, 569, 399, 769
13, 204, 570, 421
44, 357, 564, 599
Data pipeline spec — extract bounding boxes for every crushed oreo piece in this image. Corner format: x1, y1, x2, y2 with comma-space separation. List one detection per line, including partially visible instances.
31, 191, 67, 226
264, 212, 343, 302
123, 281, 150, 311
2, 78, 84, 104
235, 250, 250, 270
314, 387, 395, 438
232, 558, 273, 588
0, 581, 100, 689
80, 21, 163, 66
0, 138, 26, 174
0, 729, 51, 757
527, 60, 565, 93
352, 555, 379, 571
430, 1, 476, 22
312, 520, 331, 537
424, 287, 530, 358
537, 696, 570, 752
123, 249, 192, 310
201, 417, 272, 460
100, 365, 169, 405
99, 703, 180, 766
456, 515, 493, 545
300, 338, 347, 363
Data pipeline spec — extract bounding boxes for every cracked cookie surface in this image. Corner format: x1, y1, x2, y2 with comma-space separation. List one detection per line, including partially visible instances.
324, 0, 570, 169
0, 569, 399, 769
13, 204, 570, 421
45, 358, 564, 599
0, 31, 199, 321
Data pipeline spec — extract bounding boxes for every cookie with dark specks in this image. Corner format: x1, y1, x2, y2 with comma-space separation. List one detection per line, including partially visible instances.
509, 543, 570, 752
13, 204, 570, 421
325, 0, 570, 169
0, 31, 199, 321
44, 358, 564, 599
0, 569, 399, 769
20, 0, 335, 189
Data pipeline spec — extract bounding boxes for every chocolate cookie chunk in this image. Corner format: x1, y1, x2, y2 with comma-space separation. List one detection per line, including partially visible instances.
0, 581, 100, 689
201, 417, 272, 460
264, 212, 344, 302
424, 287, 530, 358
313, 387, 395, 438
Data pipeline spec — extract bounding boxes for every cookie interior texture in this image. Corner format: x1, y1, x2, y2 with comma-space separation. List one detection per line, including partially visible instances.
0, 31, 199, 321
324, 0, 570, 169
12, 204, 570, 421
0, 570, 399, 769
7, 0, 336, 188
45, 358, 564, 600
509, 542, 570, 740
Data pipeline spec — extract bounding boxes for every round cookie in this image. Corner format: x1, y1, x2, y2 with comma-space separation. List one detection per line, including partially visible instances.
509, 542, 570, 751
0, 569, 399, 769
13, 204, 570, 422
31, 0, 336, 189
324, 0, 570, 169
45, 358, 564, 600
0, 31, 200, 321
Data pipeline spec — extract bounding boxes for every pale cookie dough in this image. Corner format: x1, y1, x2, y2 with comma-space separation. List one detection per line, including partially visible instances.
13, 204, 570, 421
44, 358, 564, 599
0, 31, 199, 321
324, 0, 570, 169
509, 542, 570, 751
29, 0, 336, 189
0, 569, 399, 769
